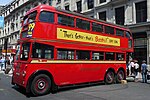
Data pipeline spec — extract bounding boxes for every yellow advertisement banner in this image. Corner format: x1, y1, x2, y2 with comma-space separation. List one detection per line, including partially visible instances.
57, 28, 120, 46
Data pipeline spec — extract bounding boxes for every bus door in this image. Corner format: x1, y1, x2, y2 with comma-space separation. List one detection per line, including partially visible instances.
13, 42, 30, 85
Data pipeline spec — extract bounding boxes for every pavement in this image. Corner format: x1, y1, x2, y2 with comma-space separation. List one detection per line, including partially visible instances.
0, 68, 13, 77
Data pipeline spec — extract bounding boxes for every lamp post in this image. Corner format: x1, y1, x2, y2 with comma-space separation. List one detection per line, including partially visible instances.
4, 37, 8, 69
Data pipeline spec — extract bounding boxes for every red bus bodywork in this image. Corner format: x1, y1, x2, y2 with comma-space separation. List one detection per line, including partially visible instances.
12, 5, 133, 96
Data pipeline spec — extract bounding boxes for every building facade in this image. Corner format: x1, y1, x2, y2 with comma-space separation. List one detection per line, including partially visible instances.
0, 0, 150, 65
0, 0, 52, 56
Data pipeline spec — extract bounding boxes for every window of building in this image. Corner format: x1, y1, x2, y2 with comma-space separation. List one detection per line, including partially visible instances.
76, 0, 82, 12
116, 53, 124, 61
105, 52, 115, 60
99, 11, 106, 21
76, 18, 90, 30
57, 49, 74, 59
58, 14, 74, 27
115, 6, 124, 25
39, 11, 54, 23
92, 22, 103, 32
136, 1, 147, 23
116, 29, 124, 37
105, 26, 114, 35
32, 43, 54, 59
76, 50, 90, 60
92, 52, 104, 60
65, 5, 70, 11
100, 0, 106, 3
87, 0, 94, 9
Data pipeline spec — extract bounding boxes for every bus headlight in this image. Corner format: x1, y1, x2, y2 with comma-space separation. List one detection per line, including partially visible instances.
22, 71, 26, 77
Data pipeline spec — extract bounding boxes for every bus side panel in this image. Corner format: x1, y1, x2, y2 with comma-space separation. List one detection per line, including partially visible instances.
23, 63, 126, 87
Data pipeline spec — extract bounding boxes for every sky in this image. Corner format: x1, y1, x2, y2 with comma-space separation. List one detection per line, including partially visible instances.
0, 0, 13, 5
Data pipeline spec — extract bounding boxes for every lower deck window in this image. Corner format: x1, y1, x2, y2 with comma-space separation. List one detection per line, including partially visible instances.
32, 43, 54, 59
76, 50, 90, 60
92, 52, 104, 60
116, 53, 124, 61
57, 49, 74, 59
105, 52, 115, 60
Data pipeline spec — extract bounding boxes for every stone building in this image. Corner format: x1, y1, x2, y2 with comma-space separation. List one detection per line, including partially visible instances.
0, 0, 52, 56
0, 0, 150, 64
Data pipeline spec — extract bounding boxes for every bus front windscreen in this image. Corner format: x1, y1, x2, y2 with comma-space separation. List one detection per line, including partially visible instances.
23, 11, 37, 26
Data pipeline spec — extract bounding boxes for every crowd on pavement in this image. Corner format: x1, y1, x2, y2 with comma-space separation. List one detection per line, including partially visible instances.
127, 59, 149, 83
0, 55, 13, 74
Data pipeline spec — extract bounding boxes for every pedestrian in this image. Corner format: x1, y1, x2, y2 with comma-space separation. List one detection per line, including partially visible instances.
0, 57, 2, 71
134, 60, 139, 77
141, 60, 148, 83
126, 61, 130, 76
129, 60, 135, 76
1, 55, 6, 71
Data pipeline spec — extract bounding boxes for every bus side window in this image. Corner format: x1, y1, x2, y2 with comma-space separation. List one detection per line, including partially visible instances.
105, 26, 114, 35
92, 22, 103, 33
92, 52, 104, 60
58, 14, 74, 27
32, 43, 54, 59
116, 53, 124, 61
76, 50, 90, 60
116, 29, 124, 37
39, 11, 54, 23
76, 18, 90, 30
57, 49, 74, 59
105, 52, 115, 60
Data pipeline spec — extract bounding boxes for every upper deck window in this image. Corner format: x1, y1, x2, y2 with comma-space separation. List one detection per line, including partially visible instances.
116, 29, 124, 37
76, 18, 90, 30
105, 26, 114, 35
126, 31, 132, 38
92, 22, 103, 32
28, 11, 37, 23
58, 14, 74, 27
23, 11, 37, 25
39, 11, 54, 23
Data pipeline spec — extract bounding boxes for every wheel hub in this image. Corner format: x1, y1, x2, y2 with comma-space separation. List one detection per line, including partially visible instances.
38, 80, 46, 90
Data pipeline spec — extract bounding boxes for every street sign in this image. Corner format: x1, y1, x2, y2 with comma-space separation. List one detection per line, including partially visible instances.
0, 16, 4, 29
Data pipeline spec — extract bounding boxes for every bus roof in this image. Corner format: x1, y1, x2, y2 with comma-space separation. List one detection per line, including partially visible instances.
26, 5, 130, 31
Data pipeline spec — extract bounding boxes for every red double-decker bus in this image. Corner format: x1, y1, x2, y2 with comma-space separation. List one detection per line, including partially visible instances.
12, 5, 133, 96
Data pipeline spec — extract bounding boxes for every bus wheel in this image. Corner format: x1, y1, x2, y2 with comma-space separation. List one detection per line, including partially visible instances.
116, 70, 125, 83
31, 74, 51, 96
104, 71, 115, 84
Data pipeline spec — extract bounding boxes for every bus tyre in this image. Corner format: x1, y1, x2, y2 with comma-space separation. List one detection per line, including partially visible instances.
31, 74, 51, 96
104, 71, 115, 84
116, 70, 125, 83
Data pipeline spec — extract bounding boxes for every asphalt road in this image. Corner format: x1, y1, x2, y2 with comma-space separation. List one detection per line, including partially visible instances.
0, 72, 150, 100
